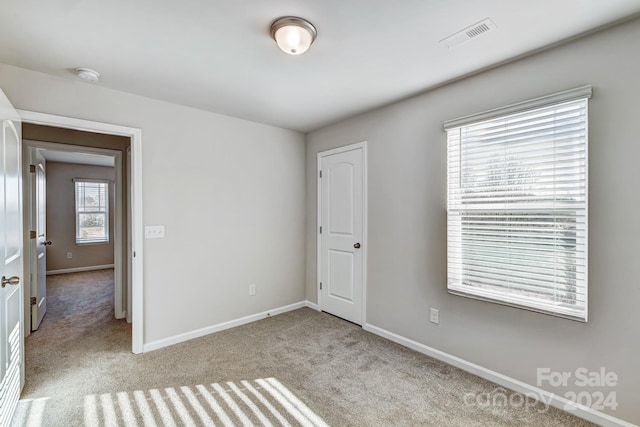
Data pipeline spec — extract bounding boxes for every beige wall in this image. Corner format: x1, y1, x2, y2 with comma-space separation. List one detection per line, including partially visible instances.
0, 61, 306, 345
45, 161, 115, 271
306, 18, 640, 424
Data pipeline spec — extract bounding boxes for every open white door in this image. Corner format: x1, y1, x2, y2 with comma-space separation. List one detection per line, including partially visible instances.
318, 142, 366, 325
29, 150, 47, 330
0, 89, 24, 427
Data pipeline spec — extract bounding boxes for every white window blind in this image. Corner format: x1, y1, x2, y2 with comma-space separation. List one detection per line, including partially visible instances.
445, 87, 590, 321
75, 180, 109, 244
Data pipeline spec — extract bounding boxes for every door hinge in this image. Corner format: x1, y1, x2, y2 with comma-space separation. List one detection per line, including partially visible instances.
29, 164, 36, 173
319, 170, 322, 178
319, 226, 322, 234
30, 297, 36, 306
319, 282, 322, 290
30, 230, 37, 239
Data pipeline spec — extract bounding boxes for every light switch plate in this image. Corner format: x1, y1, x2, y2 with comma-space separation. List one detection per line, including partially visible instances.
145, 225, 165, 239
430, 308, 439, 324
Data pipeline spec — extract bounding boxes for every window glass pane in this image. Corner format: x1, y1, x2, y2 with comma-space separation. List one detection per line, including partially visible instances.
78, 213, 107, 239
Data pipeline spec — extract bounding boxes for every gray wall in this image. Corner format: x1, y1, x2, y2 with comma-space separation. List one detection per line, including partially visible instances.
45, 161, 115, 271
0, 62, 306, 345
306, 18, 640, 424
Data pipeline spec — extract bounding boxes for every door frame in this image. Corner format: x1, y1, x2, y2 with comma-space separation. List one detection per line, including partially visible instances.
18, 110, 144, 354
316, 141, 368, 324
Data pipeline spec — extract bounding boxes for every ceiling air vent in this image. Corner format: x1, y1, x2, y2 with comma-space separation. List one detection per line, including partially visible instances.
440, 18, 497, 49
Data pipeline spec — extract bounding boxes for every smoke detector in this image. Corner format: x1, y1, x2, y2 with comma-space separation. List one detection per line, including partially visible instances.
75, 68, 100, 82
440, 18, 497, 49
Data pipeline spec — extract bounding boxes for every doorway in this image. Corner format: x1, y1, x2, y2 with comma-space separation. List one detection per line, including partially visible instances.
23, 141, 123, 333
317, 141, 367, 325
19, 111, 143, 354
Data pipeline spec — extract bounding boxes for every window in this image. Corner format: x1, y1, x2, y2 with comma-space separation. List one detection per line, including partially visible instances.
75, 179, 109, 244
445, 86, 591, 321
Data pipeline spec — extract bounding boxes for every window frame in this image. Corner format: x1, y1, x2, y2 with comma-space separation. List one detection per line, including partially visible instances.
444, 86, 591, 322
74, 179, 110, 245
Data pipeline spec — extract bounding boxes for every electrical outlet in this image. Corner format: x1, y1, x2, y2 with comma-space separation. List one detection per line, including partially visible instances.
430, 308, 439, 324
67, 252, 73, 259
145, 225, 165, 239
249, 284, 256, 296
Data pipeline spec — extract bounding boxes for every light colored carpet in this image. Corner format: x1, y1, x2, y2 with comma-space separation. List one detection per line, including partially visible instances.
11, 270, 594, 426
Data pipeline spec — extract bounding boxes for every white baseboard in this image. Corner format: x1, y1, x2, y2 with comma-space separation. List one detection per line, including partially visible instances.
305, 301, 319, 311
363, 322, 635, 427
46, 264, 115, 275
143, 301, 307, 353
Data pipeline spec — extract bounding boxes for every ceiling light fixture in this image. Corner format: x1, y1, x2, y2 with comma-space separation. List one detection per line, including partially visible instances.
270, 16, 317, 55
75, 67, 100, 82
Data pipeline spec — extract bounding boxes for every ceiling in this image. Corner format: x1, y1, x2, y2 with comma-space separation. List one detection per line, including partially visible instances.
1, 1, 639, 132
39, 149, 115, 167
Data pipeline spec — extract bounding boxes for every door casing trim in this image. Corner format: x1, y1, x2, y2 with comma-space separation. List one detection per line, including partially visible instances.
18, 110, 144, 354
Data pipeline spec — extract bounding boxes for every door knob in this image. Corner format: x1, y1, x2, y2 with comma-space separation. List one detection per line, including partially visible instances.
354, 242, 361, 249
1, 276, 20, 288
42, 240, 52, 246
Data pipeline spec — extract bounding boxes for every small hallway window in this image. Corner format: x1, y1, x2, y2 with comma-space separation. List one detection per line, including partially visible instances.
74, 179, 109, 244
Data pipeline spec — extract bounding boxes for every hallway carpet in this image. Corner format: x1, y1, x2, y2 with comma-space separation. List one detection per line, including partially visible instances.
12, 270, 593, 426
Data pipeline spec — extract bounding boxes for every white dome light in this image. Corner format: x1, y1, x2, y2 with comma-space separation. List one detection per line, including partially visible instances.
270, 17, 317, 55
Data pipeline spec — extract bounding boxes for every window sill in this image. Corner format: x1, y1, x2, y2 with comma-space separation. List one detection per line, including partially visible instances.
76, 240, 110, 246
447, 287, 587, 323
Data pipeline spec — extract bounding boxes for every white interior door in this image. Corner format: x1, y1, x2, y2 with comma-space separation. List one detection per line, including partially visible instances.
0, 89, 24, 427
30, 150, 47, 330
319, 143, 366, 325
